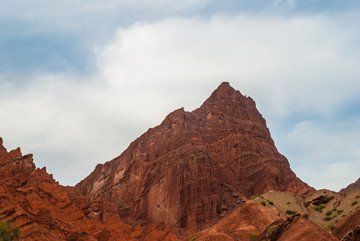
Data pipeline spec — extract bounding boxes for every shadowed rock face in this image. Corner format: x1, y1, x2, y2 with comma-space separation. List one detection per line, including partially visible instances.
341, 178, 360, 193
77, 82, 313, 232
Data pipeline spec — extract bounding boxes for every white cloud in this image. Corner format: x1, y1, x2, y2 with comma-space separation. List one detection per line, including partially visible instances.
0, 13, 359, 189
97, 14, 360, 117
288, 119, 360, 191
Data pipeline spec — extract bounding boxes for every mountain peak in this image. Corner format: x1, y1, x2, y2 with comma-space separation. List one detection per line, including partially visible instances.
199, 82, 265, 125
202, 82, 240, 105
77, 82, 313, 232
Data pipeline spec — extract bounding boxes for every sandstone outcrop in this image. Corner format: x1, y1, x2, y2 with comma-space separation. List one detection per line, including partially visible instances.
193, 201, 285, 241
334, 208, 360, 241
0, 137, 177, 240
77, 82, 313, 232
255, 214, 338, 241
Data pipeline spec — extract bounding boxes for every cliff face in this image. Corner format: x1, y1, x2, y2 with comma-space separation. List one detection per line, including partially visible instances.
0, 138, 177, 241
77, 82, 313, 232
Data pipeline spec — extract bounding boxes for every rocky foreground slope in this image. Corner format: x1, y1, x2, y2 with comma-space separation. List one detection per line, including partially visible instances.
191, 188, 360, 241
77, 82, 313, 232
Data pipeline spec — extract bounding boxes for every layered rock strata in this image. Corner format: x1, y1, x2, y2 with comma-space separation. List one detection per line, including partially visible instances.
77, 82, 313, 232
0, 137, 177, 240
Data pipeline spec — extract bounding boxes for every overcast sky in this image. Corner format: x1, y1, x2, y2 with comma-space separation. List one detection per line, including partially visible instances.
0, 0, 359, 191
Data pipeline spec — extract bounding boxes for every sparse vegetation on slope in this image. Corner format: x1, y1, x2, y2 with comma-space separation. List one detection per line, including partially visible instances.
0, 212, 20, 241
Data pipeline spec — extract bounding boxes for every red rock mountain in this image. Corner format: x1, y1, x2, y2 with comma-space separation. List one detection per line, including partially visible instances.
340, 178, 360, 193
77, 82, 313, 232
0, 137, 177, 240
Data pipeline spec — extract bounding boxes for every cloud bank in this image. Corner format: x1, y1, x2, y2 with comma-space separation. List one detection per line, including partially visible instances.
0, 12, 359, 190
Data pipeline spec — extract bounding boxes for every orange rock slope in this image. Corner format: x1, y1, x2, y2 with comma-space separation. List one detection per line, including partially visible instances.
0, 137, 177, 241
77, 82, 314, 232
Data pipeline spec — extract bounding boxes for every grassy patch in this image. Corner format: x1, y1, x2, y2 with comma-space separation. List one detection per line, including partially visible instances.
266, 225, 278, 238
326, 211, 333, 216
267, 200, 274, 205
324, 216, 332, 221
249, 234, 259, 241
189, 236, 197, 241
250, 194, 263, 200
351, 200, 359, 206
286, 210, 297, 215
314, 204, 326, 212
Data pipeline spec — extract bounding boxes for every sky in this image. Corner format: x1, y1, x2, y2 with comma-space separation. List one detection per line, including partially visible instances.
0, 0, 359, 191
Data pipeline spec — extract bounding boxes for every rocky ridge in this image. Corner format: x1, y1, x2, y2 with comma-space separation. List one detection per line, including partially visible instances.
0, 137, 177, 240
341, 178, 360, 193
77, 82, 313, 232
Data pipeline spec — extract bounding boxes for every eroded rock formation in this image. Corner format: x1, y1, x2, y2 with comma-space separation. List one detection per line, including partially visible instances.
0, 137, 177, 240
77, 82, 313, 232
255, 214, 338, 241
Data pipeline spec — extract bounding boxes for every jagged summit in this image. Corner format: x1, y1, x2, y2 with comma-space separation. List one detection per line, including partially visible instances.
77, 82, 313, 232
199, 82, 265, 125
0, 137, 178, 240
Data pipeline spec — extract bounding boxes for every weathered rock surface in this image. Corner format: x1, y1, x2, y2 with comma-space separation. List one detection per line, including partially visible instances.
252, 189, 360, 236
255, 214, 338, 241
341, 178, 360, 193
334, 208, 360, 241
77, 82, 313, 232
193, 201, 285, 241
0, 137, 177, 240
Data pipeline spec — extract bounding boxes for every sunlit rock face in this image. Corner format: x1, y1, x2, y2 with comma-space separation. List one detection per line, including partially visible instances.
0, 138, 177, 240
77, 82, 313, 232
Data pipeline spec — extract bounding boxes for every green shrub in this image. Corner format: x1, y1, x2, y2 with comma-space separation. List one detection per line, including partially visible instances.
250, 194, 263, 200
286, 210, 297, 215
261, 201, 266, 206
324, 216, 332, 221
267, 200, 274, 205
326, 211, 333, 216
249, 234, 259, 241
286, 201, 291, 205
189, 236, 197, 241
315, 204, 326, 212
0, 212, 20, 241
337, 209, 343, 214
351, 200, 359, 206
266, 225, 278, 238
356, 195, 360, 199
